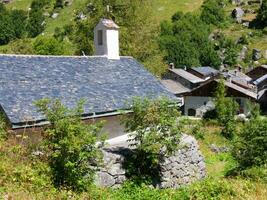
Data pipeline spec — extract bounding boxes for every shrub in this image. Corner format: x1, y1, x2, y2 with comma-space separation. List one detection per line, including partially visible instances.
214, 79, 238, 139
256, 0, 267, 27
233, 116, 267, 168
0, 113, 7, 140
201, 0, 226, 25
122, 97, 182, 182
33, 36, 64, 55
35, 99, 104, 191
159, 13, 220, 69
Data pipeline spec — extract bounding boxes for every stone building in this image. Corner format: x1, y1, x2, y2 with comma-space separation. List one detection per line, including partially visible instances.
0, 19, 177, 138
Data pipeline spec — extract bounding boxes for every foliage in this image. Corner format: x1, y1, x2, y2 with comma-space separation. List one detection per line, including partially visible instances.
0, 113, 7, 140
33, 36, 65, 55
0, 4, 15, 45
190, 122, 205, 140
27, 9, 45, 38
122, 97, 181, 181
159, 13, 221, 69
218, 37, 239, 66
200, 0, 225, 25
214, 79, 238, 139
233, 116, 267, 168
35, 99, 104, 191
10, 10, 27, 39
8, 39, 35, 55
110, 177, 235, 200
26, 0, 49, 38
256, 0, 267, 28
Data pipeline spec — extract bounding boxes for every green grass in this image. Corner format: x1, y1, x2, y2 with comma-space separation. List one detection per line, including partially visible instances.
5, 0, 32, 10
153, 0, 203, 22
1, 123, 266, 199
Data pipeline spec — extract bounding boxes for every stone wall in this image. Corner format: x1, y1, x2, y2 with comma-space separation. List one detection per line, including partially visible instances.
95, 134, 206, 188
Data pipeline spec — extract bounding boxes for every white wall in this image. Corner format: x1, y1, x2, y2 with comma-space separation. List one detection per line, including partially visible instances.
106, 29, 119, 60
184, 96, 251, 117
184, 96, 211, 117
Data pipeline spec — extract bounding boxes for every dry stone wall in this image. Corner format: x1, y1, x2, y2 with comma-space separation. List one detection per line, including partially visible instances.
95, 134, 206, 188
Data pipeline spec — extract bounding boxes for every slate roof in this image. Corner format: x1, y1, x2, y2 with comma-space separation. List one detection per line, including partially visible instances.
253, 74, 267, 85
0, 55, 175, 128
191, 67, 218, 77
169, 68, 204, 83
160, 79, 191, 95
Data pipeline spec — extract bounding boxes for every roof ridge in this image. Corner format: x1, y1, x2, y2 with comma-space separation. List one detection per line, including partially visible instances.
0, 54, 133, 59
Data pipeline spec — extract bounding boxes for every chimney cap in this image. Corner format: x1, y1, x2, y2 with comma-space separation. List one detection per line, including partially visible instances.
100, 18, 119, 29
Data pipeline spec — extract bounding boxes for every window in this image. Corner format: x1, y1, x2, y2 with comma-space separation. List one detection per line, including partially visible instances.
98, 30, 103, 45
188, 108, 196, 116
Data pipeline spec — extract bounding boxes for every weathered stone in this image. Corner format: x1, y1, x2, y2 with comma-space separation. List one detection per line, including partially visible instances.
108, 163, 125, 176
51, 13, 59, 19
116, 175, 126, 184
232, 7, 244, 23
253, 49, 262, 61
95, 134, 206, 188
95, 172, 115, 187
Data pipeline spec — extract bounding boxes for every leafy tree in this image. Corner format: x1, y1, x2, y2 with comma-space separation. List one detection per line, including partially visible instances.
122, 97, 182, 181
214, 79, 238, 139
35, 99, 104, 191
201, 0, 225, 25
233, 114, 267, 168
10, 10, 27, 39
0, 6, 15, 45
159, 13, 220, 69
256, 0, 267, 27
27, 9, 45, 38
33, 36, 64, 55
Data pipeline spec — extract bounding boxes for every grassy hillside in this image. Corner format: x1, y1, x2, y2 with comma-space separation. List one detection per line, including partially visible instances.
0, 122, 266, 199
6, 0, 203, 35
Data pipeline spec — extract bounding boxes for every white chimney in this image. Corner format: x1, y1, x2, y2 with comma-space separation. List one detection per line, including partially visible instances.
94, 19, 120, 60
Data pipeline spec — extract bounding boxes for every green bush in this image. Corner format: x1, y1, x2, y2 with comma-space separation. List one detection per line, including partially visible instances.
200, 0, 226, 25
256, 0, 267, 27
33, 36, 64, 55
158, 13, 221, 69
214, 79, 238, 139
0, 113, 7, 140
35, 99, 104, 191
122, 97, 182, 182
233, 117, 267, 168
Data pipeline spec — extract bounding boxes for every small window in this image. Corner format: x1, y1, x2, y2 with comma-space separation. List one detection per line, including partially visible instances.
188, 108, 196, 116
98, 30, 103, 45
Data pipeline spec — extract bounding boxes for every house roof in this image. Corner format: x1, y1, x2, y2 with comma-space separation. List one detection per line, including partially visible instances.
253, 74, 267, 85
0, 55, 175, 128
191, 67, 218, 77
169, 68, 204, 83
101, 19, 119, 29
160, 79, 191, 95
222, 80, 257, 99
187, 79, 257, 99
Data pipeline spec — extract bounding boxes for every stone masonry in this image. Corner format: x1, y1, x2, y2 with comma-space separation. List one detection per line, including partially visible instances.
95, 134, 206, 188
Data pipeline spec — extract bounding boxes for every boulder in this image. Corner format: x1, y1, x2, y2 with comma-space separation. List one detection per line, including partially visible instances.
238, 46, 248, 61
95, 172, 115, 187
232, 7, 244, 23
51, 13, 59, 19
253, 49, 262, 61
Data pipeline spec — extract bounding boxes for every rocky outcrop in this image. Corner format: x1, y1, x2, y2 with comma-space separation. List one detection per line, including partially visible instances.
95, 134, 206, 188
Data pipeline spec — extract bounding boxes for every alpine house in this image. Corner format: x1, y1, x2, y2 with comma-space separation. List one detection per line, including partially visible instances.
0, 19, 176, 138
